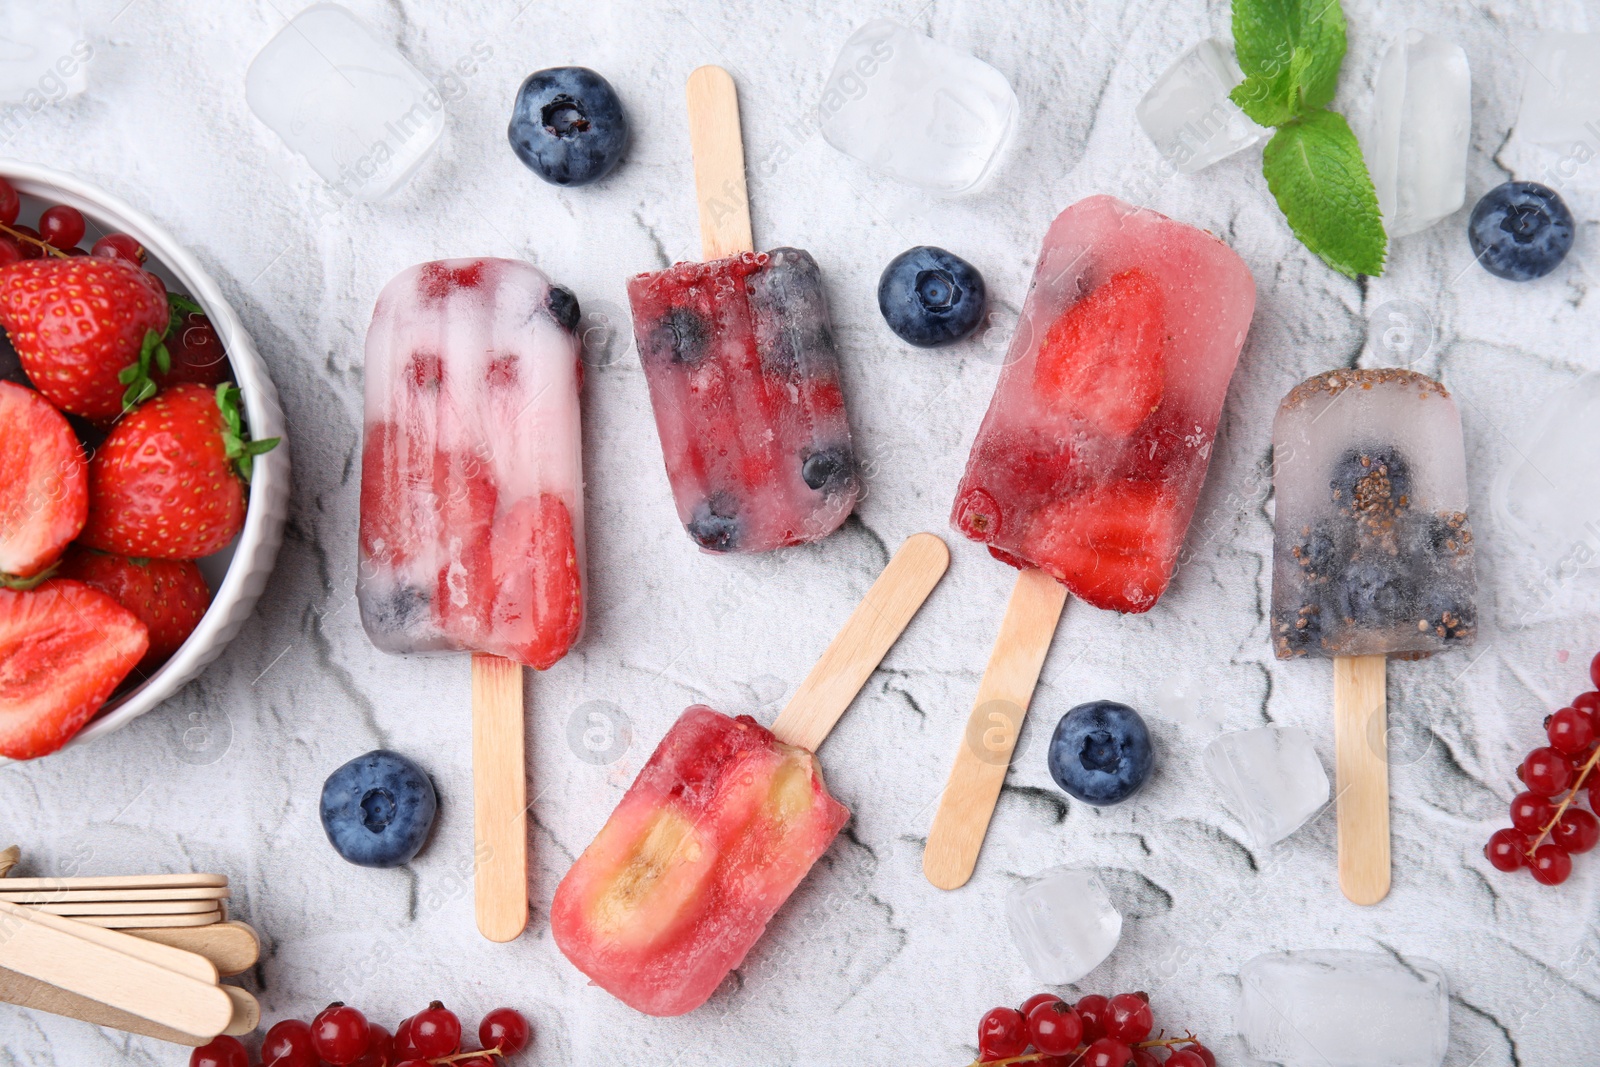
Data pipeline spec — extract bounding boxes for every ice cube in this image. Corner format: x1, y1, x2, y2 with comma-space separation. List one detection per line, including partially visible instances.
245, 3, 443, 201
1005, 867, 1121, 985
0, 8, 87, 105
819, 19, 1017, 194
1203, 726, 1329, 847
1239, 950, 1450, 1067
1136, 40, 1270, 174
1517, 33, 1600, 146
1363, 31, 1471, 238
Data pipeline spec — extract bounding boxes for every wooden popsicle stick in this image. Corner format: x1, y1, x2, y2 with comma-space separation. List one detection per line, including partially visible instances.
923, 569, 1069, 890
0, 887, 230, 903
222, 985, 260, 1036
31, 899, 220, 916
8, 905, 216, 983
0, 900, 232, 1039
686, 65, 755, 259
771, 534, 950, 751
0, 874, 227, 892
125, 922, 260, 977
0, 966, 210, 1047
67, 911, 222, 929
1334, 654, 1391, 905
0, 846, 18, 878
472, 652, 528, 943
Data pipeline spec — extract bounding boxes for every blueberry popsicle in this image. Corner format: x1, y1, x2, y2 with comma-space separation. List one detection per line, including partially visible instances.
626, 66, 858, 553
925, 196, 1256, 890
1271, 368, 1476, 905
358, 257, 584, 941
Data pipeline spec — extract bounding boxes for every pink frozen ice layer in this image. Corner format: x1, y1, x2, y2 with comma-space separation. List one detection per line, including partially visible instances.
951, 194, 1256, 613
357, 257, 585, 670
551, 705, 850, 1016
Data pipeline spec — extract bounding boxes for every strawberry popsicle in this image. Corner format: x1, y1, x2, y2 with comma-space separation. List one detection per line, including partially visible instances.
951, 194, 1256, 612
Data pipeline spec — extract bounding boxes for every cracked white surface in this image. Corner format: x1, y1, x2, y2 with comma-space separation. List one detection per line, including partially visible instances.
3, 0, 1599, 1064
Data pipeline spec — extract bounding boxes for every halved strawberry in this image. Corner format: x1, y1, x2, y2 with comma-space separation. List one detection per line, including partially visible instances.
486, 492, 582, 670
0, 380, 86, 577
1020, 480, 1185, 613
0, 257, 169, 420
59, 548, 211, 674
80, 383, 278, 560
0, 579, 148, 759
1034, 269, 1167, 437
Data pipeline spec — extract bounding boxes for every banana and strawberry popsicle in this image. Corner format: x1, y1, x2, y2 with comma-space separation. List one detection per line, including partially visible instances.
551, 705, 848, 1016
627, 248, 859, 553
358, 258, 584, 669
951, 195, 1256, 611
1271, 369, 1476, 658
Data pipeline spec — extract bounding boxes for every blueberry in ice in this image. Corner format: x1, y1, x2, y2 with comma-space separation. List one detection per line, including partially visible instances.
1336, 553, 1414, 627
508, 66, 628, 186
359, 584, 431, 642
1419, 585, 1474, 642
1047, 700, 1153, 806
1330, 445, 1411, 513
1468, 182, 1575, 281
643, 307, 711, 366
1290, 520, 1345, 579
546, 285, 581, 332
320, 750, 437, 868
686, 493, 742, 552
877, 246, 987, 347
801, 446, 856, 494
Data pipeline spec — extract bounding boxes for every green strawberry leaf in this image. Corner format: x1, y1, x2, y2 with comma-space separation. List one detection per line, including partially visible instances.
215, 382, 280, 483
0, 563, 59, 590
1261, 109, 1387, 277
1232, 0, 1347, 116
119, 329, 170, 412
167, 293, 203, 339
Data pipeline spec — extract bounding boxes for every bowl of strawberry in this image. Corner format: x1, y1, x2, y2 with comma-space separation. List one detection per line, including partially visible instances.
0, 162, 288, 760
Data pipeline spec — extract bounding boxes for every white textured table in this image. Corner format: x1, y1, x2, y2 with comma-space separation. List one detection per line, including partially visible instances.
3, 1, 1598, 1064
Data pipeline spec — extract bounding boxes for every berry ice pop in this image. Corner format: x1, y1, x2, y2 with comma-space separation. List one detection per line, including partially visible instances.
358, 257, 584, 941
627, 66, 858, 554
552, 533, 949, 1016
926, 196, 1255, 890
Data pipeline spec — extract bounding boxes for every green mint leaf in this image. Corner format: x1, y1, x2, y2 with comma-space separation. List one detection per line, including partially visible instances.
1261, 109, 1387, 277
1231, 68, 1300, 127
167, 293, 203, 338
1232, 0, 1347, 116
154, 341, 171, 376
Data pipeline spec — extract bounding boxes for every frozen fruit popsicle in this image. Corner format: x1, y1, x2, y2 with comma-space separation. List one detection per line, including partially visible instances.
626, 66, 859, 554
552, 533, 949, 1016
1270, 368, 1476, 905
925, 196, 1256, 890
358, 257, 584, 941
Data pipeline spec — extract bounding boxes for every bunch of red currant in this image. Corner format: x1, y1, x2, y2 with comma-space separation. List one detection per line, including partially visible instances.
188, 1002, 531, 1067
969, 990, 1213, 1066
1485, 651, 1600, 886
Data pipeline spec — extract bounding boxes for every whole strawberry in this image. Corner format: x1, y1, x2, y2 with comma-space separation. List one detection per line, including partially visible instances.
59, 547, 212, 673
0, 256, 168, 420
80, 383, 280, 559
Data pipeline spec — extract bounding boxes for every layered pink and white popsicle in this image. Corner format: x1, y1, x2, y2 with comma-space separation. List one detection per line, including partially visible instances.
358, 258, 584, 669
951, 195, 1256, 612
551, 705, 848, 1016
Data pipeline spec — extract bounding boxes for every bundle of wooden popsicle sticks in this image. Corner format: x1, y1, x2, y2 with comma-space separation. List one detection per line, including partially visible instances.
0, 845, 262, 1046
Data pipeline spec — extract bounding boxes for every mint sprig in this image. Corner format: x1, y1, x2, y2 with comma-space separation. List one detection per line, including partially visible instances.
1229, 0, 1386, 277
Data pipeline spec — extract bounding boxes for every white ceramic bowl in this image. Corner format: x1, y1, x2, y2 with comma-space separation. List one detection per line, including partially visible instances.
0, 160, 290, 753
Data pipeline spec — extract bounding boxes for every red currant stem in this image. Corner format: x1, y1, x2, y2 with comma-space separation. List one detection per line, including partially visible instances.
0, 221, 68, 259
960, 1053, 1056, 1067
957, 1035, 1204, 1067
1526, 744, 1600, 856
427, 1047, 504, 1064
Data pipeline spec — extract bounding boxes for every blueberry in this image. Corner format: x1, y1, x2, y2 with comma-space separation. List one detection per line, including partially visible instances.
642, 307, 710, 366
508, 67, 628, 186
1289, 520, 1346, 579
358, 584, 431, 644
1336, 553, 1414, 627
800, 446, 855, 494
1047, 700, 1154, 806
546, 285, 581, 332
1418, 586, 1475, 642
686, 493, 741, 552
877, 246, 987, 347
1468, 181, 1575, 281
320, 750, 437, 869
1329, 445, 1410, 513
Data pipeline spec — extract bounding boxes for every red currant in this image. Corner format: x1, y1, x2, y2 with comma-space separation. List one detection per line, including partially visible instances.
1019, 992, 1061, 1017
1591, 779, 1600, 812
1104, 993, 1152, 1043
1026, 1000, 1084, 1055
0, 177, 17, 226
1590, 649, 1600, 691
1572, 691, 1600, 723
1486, 828, 1530, 871
12, 225, 42, 259
457, 1058, 494, 1067
91, 232, 146, 265
0, 237, 21, 266
410, 1002, 462, 1058
479, 1007, 531, 1056
1166, 1051, 1207, 1067
1553, 808, 1600, 854
1510, 791, 1557, 834
261, 1019, 319, 1067
1074, 994, 1111, 1042
393, 1015, 419, 1058
190, 1035, 248, 1067
394, 1062, 430, 1067
1523, 747, 1575, 797
1548, 707, 1595, 755
1081, 1037, 1134, 1067
1187, 1044, 1217, 1067
1530, 843, 1573, 886
38, 205, 84, 249
311, 1002, 370, 1065
350, 1023, 392, 1067
978, 1006, 1029, 1060
1131, 1049, 1161, 1067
